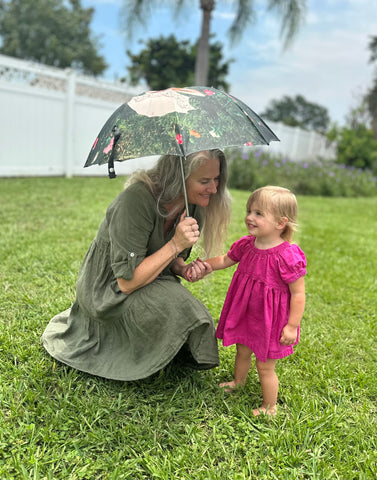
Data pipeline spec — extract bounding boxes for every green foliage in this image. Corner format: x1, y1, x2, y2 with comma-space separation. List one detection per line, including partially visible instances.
328, 124, 377, 174
1, 178, 377, 479
365, 82, 377, 128
227, 149, 377, 196
262, 94, 330, 133
126, 34, 231, 90
366, 35, 377, 138
0, 0, 107, 75
368, 35, 377, 63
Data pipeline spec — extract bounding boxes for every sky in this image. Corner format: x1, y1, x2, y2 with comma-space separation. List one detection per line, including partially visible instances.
82, 0, 377, 126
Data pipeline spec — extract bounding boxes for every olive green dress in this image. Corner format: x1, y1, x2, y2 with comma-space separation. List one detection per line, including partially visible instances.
42, 182, 219, 381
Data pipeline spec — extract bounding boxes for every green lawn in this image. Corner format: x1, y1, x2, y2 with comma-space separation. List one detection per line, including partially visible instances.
1, 177, 376, 480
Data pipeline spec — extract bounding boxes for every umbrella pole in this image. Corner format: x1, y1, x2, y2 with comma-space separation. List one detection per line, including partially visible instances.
179, 155, 190, 217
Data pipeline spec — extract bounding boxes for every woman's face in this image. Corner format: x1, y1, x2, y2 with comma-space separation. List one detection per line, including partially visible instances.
186, 157, 220, 207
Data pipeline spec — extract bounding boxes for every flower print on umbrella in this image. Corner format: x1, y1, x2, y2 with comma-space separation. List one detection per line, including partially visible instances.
103, 136, 114, 154
190, 130, 201, 138
128, 87, 205, 118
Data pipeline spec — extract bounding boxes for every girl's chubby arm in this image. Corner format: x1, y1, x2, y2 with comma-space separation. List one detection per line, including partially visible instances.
280, 276, 306, 345
206, 254, 237, 272
185, 254, 236, 282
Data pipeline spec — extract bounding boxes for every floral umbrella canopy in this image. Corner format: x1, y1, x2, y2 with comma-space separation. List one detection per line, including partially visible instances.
84, 86, 279, 213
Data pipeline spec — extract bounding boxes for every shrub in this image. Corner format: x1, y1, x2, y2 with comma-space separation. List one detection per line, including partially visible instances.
226, 149, 377, 197
327, 124, 377, 174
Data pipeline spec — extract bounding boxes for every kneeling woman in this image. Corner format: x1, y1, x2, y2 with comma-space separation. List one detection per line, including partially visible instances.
42, 149, 231, 381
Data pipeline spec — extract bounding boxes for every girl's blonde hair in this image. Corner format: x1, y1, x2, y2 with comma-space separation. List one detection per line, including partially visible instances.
126, 149, 232, 256
247, 186, 298, 242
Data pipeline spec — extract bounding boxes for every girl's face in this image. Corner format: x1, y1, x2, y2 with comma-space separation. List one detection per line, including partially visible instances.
186, 157, 220, 207
245, 202, 282, 240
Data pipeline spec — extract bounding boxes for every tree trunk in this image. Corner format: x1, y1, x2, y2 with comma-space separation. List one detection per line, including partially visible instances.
194, 0, 214, 86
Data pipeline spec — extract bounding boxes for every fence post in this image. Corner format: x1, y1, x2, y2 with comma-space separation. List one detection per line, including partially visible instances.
64, 69, 75, 177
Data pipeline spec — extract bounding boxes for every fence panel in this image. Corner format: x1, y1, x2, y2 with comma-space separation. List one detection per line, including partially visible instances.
1, 81, 66, 176
0, 54, 147, 177
258, 122, 336, 161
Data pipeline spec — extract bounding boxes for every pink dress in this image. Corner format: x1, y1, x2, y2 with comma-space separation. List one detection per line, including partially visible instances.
216, 236, 307, 362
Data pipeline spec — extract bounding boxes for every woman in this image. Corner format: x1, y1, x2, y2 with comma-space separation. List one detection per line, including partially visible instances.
42, 149, 231, 381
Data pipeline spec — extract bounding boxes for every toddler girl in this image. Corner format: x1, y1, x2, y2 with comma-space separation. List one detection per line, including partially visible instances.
198, 186, 306, 416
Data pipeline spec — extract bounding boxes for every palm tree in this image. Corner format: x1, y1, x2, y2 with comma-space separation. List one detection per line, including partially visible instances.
122, 0, 307, 86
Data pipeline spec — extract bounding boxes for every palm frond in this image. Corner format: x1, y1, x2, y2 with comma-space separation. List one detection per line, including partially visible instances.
267, 0, 307, 49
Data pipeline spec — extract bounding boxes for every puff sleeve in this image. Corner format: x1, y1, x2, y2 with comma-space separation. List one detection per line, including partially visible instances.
227, 236, 252, 263
279, 244, 307, 284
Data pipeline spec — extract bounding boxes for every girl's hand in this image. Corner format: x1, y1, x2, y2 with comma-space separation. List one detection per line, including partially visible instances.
173, 211, 200, 252
279, 325, 298, 345
182, 258, 212, 282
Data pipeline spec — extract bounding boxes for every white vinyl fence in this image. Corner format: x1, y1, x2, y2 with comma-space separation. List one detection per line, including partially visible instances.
256, 121, 336, 161
0, 54, 153, 177
0, 54, 335, 178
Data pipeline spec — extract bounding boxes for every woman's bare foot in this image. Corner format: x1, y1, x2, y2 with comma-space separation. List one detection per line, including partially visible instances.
252, 405, 277, 417
219, 380, 242, 393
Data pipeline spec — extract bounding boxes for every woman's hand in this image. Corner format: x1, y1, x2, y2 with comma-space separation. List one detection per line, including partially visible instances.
183, 258, 213, 282
172, 212, 201, 253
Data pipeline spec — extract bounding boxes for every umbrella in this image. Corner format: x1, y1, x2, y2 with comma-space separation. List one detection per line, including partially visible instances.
84, 86, 279, 215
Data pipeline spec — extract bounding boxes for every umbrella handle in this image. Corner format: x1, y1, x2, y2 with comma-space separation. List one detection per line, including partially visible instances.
108, 126, 121, 179
179, 155, 190, 217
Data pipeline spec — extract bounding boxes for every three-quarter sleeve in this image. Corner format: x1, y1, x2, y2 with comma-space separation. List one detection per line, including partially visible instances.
106, 185, 155, 280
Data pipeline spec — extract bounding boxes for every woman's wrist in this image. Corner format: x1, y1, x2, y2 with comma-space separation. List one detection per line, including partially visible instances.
169, 238, 178, 259
171, 257, 185, 276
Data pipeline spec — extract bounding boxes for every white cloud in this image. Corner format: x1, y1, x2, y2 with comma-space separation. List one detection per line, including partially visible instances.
213, 10, 236, 21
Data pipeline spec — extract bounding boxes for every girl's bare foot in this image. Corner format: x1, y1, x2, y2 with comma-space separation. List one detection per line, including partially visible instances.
219, 380, 240, 393
252, 405, 277, 417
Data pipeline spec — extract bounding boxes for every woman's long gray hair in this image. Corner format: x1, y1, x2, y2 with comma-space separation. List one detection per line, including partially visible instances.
126, 149, 232, 256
